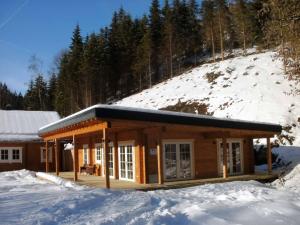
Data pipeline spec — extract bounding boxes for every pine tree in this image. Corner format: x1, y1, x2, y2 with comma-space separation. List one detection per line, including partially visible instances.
161, 0, 174, 78
201, 0, 216, 61
149, 0, 162, 84
232, 0, 255, 54
68, 24, 84, 112
215, 0, 232, 60
47, 73, 57, 111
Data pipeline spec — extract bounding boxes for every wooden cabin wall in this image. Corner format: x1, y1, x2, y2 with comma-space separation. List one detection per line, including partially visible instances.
74, 128, 256, 184
0, 142, 55, 172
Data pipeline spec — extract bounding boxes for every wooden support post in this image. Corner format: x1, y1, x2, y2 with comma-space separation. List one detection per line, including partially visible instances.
157, 132, 164, 185
73, 135, 78, 181
142, 133, 148, 184
267, 137, 272, 174
113, 133, 119, 180
55, 139, 59, 176
222, 137, 228, 179
45, 141, 49, 172
103, 128, 110, 189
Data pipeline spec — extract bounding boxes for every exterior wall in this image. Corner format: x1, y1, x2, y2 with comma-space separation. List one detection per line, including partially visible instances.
243, 138, 255, 174
0, 142, 55, 172
74, 130, 255, 184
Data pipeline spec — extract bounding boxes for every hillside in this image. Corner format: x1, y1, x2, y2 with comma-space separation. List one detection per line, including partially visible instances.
115, 50, 300, 145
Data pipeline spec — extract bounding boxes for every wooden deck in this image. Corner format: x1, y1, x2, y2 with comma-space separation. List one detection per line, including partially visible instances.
51, 172, 278, 191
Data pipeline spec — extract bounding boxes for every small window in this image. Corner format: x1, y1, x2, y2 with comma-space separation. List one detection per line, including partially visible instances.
0, 149, 9, 161
12, 149, 20, 160
83, 145, 89, 165
95, 143, 103, 164
40, 147, 52, 163
0, 147, 22, 163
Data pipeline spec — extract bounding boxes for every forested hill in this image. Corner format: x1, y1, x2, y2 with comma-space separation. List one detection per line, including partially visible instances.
0, 0, 299, 118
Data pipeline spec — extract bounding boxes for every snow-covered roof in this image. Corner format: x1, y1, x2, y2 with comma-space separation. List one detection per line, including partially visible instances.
39, 104, 281, 135
0, 110, 60, 142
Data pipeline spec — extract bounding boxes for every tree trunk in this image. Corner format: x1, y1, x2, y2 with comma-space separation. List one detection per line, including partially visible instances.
210, 24, 216, 62
169, 34, 173, 78
218, 12, 224, 61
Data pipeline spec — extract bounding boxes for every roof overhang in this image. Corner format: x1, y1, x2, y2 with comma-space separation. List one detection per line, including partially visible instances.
38, 104, 282, 137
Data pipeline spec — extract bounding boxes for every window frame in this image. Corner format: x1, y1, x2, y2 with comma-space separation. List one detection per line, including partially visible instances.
95, 143, 103, 164
40, 147, 53, 163
162, 139, 194, 181
0, 147, 23, 163
83, 144, 89, 165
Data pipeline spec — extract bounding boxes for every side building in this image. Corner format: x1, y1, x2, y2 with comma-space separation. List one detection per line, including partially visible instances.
0, 110, 60, 172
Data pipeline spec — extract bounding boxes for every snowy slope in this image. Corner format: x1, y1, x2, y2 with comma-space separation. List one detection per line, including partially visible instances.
115, 51, 300, 145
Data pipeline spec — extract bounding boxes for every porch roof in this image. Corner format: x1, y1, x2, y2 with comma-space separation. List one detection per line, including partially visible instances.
38, 104, 282, 136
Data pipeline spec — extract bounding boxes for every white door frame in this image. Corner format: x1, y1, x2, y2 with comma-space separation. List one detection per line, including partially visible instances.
118, 141, 135, 182
162, 139, 195, 181
95, 142, 115, 178
217, 138, 244, 176
82, 144, 89, 165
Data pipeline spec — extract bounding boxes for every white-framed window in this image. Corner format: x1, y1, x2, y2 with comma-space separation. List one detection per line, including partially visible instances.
96, 142, 115, 178
0, 147, 22, 163
40, 147, 53, 163
95, 143, 103, 164
162, 140, 194, 181
118, 141, 135, 181
83, 144, 89, 165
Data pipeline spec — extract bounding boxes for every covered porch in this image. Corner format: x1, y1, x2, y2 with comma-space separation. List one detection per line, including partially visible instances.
51, 171, 278, 191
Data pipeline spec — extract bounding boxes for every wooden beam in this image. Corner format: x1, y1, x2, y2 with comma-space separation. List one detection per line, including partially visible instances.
55, 139, 59, 176
267, 137, 272, 175
203, 131, 231, 139
43, 122, 110, 141
142, 133, 148, 184
157, 131, 164, 185
113, 133, 119, 180
73, 135, 78, 181
103, 128, 110, 189
45, 141, 49, 173
222, 137, 228, 179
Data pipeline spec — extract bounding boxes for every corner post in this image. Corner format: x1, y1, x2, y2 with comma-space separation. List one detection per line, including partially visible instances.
157, 130, 164, 185
113, 133, 119, 180
142, 133, 148, 184
267, 137, 272, 174
103, 128, 110, 189
45, 141, 49, 172
55, 139, 59, 176
73, 135, 78, 181
222, 137, 228, 178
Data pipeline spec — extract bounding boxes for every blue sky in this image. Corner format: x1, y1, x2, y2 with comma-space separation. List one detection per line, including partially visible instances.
0, 0, 164, 94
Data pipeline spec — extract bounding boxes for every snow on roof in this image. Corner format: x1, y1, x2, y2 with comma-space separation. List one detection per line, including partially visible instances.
0, 110, 60, 142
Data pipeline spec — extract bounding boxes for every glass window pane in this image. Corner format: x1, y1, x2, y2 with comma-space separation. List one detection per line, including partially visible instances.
165, 144, 177, 179
179, 144, 191, 178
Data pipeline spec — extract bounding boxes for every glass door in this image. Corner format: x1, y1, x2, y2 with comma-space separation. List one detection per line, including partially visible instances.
164, 144, 177, 179
179, 144, 192, 179
108, 145, 114, 177
163, 142, 193, 180
218, 140, 243, 176
118, 143, 134, 181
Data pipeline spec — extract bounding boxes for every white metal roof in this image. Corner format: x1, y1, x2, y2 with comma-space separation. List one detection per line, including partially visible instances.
0, 110, 60, 142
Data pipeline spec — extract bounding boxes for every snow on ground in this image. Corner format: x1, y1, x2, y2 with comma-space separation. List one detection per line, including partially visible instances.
115, 51, 300, 145
1, 147, 300, 225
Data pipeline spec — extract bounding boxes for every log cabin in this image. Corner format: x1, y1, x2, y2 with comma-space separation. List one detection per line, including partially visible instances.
38, 104, 282, 188
0, 110, 60, 172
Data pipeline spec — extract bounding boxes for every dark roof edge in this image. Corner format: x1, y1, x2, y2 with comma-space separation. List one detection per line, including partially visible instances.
39, 104, 282, 135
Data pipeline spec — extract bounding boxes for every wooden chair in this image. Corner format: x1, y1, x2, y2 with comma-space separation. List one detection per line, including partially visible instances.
80, 164, 95, 175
